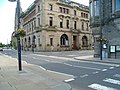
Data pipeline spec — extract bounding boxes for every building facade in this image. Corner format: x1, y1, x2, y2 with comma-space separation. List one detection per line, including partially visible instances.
20, 0, 92, 51
90, 0, 120, 58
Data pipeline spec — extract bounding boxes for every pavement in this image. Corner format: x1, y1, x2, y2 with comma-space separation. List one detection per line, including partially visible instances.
74, 55, 120, 65
0, 53, 71, 90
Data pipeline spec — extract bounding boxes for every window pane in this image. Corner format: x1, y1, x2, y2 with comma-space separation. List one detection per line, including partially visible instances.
90, 2, 93, 17
115, 0, 120, 10
94, 0, 99, 16
49, 17, 53, 26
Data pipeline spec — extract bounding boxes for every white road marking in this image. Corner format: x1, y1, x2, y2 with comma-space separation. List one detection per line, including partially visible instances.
49, 56, 72, 60
90, 62, 119, 67
80, 74, 88, 78
47, 70, 74, 77
75, 55, 93, 59
64, 78, 75, 82
109, 67, 114, 69
92, 71, 99, 74
113, 74, 120, 78
102, 69, 107, 71
73, 65, 101, 70
116, 65, 120, 67
67, 55, 77, 56
103, 78, 120, 85
23, 61, 28, 64
88, 83, 117, 90
63, 62, 101, 70
64, 63, 73, 66
39, 66, 46, 70
32, 54, 73, 60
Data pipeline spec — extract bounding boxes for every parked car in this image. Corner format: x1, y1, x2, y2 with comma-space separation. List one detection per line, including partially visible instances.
0, 48, 3, 51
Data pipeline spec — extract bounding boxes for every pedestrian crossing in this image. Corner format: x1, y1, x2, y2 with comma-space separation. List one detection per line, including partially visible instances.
88, 74, 120, 90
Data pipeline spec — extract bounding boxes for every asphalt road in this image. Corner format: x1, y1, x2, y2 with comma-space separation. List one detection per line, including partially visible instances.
1, 49, 120, 90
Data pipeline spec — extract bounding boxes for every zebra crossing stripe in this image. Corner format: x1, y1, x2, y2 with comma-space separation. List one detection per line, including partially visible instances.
103, 78, 120, 85
88, 83, 117, 90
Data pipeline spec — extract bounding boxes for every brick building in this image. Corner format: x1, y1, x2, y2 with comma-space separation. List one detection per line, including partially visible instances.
89, 0, 120, 58
20, 0, 92, 51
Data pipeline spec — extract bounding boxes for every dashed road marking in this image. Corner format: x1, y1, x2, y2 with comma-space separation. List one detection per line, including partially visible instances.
64, 78, 75, 82
116, 65, 120, 67
73, 65, 101, 70
80, 74, 88, 78
102, 69, 107, 72
92, 71, 99, 74
109, 67, 114, 69
88, 83, 117, 90
63, 63, 101, 71
103, 78, 120, 85
63, 63, 73, 66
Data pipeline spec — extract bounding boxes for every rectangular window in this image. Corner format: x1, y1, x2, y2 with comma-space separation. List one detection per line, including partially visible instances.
66, 20, 69, 29
34, 20, 36, 28
31, 22, 34, 31
81, 12, 83, 17
66, 9, 69, 14
94, 0, 99, 16
49, 17, 53, 26
90, 1, 93, 17
27, 25, 29, 33
60, 19, 63, 28
38, 18, 40, 26
50, 38, 53, 46
49, 4, 53, 11
86, 23, 89, 30
74, 21, 77, 29
38, 5, 40, 12
29, 23, 31, 32
74, 10, 76, 15
59, 7, 62, 13
63, 8, 65, 13
38, 38, 40, 45
82, 22, 84, 30
115, 0, 120, 11
86, 14, 88, 18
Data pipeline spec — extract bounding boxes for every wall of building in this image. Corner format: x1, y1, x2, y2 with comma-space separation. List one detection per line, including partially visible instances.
20, 0, 92, 52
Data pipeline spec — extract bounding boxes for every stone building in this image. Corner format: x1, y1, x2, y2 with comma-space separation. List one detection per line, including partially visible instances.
20, 0, 92, 51
89, 0, 120, 58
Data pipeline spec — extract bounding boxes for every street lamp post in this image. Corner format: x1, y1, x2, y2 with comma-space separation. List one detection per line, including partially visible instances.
99, 0, 103, 60
9, 0, 22, 71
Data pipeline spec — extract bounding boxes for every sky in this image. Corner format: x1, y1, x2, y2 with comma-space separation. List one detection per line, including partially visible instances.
0, 0, 89, 44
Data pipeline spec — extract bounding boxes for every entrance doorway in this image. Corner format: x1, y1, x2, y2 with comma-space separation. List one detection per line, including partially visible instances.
73, 36, 77, 50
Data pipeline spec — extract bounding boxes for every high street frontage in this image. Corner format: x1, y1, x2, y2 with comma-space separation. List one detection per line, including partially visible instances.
1, 49, 120, 90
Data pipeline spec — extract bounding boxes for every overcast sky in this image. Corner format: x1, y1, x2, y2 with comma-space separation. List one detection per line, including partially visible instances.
0, 0, 89, 44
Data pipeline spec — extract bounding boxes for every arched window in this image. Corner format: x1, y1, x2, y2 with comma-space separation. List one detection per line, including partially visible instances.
60, 34, 69, 46
82, 36, 88, 46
